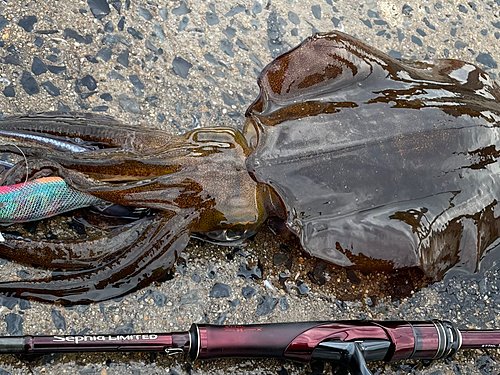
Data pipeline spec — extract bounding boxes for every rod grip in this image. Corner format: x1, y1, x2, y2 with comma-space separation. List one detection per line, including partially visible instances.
192, 321, 393, 362
0, 337, 28, 353
191, 322, 325, 360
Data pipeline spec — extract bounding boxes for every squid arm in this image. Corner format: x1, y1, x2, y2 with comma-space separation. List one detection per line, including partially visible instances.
0, 209, 196, 304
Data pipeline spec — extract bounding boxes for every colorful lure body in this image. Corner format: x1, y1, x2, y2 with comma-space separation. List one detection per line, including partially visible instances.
0, 177, 102, 223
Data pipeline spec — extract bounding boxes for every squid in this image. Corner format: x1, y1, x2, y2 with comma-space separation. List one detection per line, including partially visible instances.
0, 31, 500, 304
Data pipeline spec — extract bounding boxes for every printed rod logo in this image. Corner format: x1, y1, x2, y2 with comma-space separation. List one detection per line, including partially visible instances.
53, 334, 159, 344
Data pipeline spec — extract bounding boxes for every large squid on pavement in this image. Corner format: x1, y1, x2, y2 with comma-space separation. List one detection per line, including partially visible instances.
1, 32, 500, 304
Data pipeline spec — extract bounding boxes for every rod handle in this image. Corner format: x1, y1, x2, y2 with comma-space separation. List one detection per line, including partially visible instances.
0, 337, 28, 353
191, 321, 391, 362
191, 322, 328, 360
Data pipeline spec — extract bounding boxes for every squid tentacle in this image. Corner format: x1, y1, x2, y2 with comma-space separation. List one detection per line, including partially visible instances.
0, 112, 175, 153
0, 209, 196, 304
0, 145, 182, 187
0, 157, 63, 185
0, 216, 153, 269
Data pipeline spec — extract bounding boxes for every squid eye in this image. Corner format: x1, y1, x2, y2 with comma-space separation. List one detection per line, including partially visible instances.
196, 228, 258, 245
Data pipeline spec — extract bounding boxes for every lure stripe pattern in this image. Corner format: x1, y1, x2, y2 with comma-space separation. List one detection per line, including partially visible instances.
0, 177, 103, 223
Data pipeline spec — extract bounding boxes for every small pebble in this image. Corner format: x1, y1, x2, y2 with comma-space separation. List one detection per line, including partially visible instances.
191, 273, 201, 283
47, 65, 66, 74
81, 75, 97, 91
172, 1, 191, 16
157, 113, 166, 123
402, 4, 413, 16
273, 253, 288, 266
34, 36, 43, 47
206, 12, 219, 25
222, 27, 236, 39
57, 101, 71, 111
221, 92, 236, 106
116, 49, 130, 67
51, 308, 66, 331
153, 22, 166, 42
18, 299, 30, 311
118, 94, 141, 114
20, 71, 39, 95
63, 28, 92, 44
41, 81, 61, 96
296, 281, 310, 295
346, 269, 361, 285
411, 35, 423, 46
210, 283, 232, 298
117, 16, 125, 31
104, 20, 114, 32
220, 39, 234, 57
237, 262, 263, 280
288, 11, 300, 25
100, 93, 113, 101
252, 1, 262, 14
311, 5, 321, 19
5, 313, 23, 335
242, 286, 257, 299
104, 20, 115, 33
0, 296, 19, 310
172, 56, 192, 78
2, 86, 15, 98
159, 9, 168, 21
236, 39, 248, 51
17, 270, 31, 279
85, 55, 99, 63
151, 291, 167, 307
67, 219, 86, 235
138, 7, 153, 20
2, 53, 22, 67
46, 54, 59, 63
97, 48, 112, 62
226, 5, 245, 17
129, 75, 144, 90
476, 53, 498, 69
178, 16, 189, 31
18, 15, 37, 32
109, 0, 121, 12
87, 0, 111, 20
255, 294, 278, 316
215, 311, 229, 325
279, 296, 289, 311
0, 17, 8, 31
127, 27, 143, 40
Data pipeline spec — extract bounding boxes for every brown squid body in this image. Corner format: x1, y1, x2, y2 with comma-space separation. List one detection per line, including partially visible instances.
1, 31, 500, 303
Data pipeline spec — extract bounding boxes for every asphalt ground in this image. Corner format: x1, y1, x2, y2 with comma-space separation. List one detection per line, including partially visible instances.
0, 0, 500, 374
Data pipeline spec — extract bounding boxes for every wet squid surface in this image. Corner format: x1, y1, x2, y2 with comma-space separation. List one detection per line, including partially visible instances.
1, 31, 500, 304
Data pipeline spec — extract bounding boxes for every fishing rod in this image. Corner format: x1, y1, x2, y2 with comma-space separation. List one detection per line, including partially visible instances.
0, 320, 498, 374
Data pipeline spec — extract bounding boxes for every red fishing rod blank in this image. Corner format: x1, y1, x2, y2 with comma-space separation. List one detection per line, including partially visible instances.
0, 320, 498, 375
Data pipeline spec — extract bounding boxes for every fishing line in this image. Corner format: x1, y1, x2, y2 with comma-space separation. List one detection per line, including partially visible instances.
9, 144, 29, 185
12, 144, 29, 185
